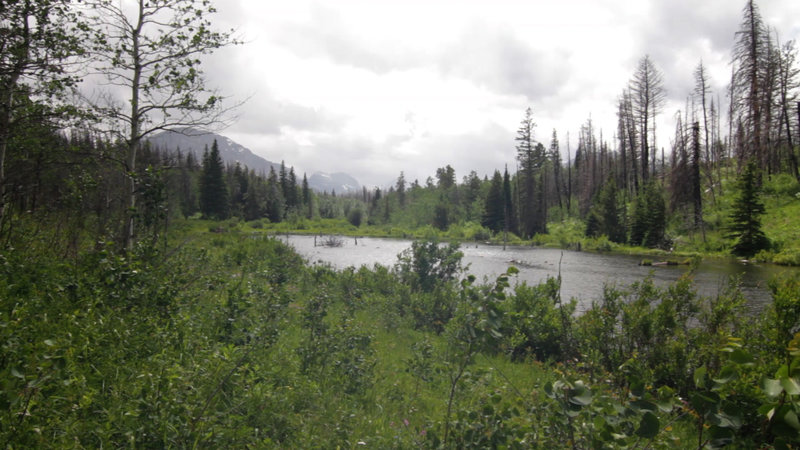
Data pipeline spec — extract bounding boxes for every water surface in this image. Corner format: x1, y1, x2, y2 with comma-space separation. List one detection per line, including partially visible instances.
282, 235, 799, 313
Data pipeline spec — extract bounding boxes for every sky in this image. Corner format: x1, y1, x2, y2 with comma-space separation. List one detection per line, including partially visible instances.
203, 0, 800, 188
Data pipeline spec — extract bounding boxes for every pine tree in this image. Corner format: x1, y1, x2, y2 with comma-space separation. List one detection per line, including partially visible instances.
629, 181, 666, 248
199, 140, 228, 220
482, 170, 504, 233
396, 171, 407, 207
265, 166, 284, 222
302, 173, 312, 218
586, 178, 626, 243
502, 167, 516, 235
286, 167, 298, 209
516, 108, 546, 237
727, 160, 769, 256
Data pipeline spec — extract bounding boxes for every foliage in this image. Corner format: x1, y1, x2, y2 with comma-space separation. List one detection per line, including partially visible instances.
347, 207, 363, 227
585, 177, 626, 243
503, 277, 576, 362
482, 170, 505, 233
199, 140, 228, 220
630, 181, 668, 248
395, 239, 463, 294
727, 160, 770, 257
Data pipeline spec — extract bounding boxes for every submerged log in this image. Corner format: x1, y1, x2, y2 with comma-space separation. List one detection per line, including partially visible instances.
639, 260, 689, 266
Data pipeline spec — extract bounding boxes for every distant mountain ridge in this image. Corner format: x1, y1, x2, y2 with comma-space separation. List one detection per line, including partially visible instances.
147, 129, 279, 175
309, 172, 361, 194
147, 129, 361, 194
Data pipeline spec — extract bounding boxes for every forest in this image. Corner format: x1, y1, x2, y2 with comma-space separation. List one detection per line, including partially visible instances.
2, 0, 800, 447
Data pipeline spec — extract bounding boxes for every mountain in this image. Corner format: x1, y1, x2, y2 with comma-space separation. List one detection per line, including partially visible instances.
147, 128, 279, 175
309, 172, 361, 194
148, 129, 361, 193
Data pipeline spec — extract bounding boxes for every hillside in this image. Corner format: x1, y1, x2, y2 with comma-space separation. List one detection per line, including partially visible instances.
308, 172, 361, 194
147, 128, 279, 175
147, 129, 362, 193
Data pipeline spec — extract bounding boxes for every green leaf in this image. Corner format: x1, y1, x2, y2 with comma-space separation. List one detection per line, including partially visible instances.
635, 412, 659, 439
569, 386, 592, 406
712, 410, 742, 429
729, 348, 755, 366
709, 426, 735, 447
630, 400, 657, 413
10, 368, 24, 379
759, 404, 776, 420
712, 365, 738, 386
781, 410, 800, 431
655, 398, 673, 413
762, 378, 784, 397
689, 391, 719, 413
506, 266, 519, 275
543, 381, 554, 398
779, 377, 800, 396
694, 366, 707, 389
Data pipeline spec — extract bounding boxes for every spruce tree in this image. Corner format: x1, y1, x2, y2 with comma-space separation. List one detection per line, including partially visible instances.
727, 160, 769, 256
586, 178, 625, 243
629, 181, 666, 248
503, 167, 516, 234
482, 170, 504, 233
302, 173, 312, 219
265, 166, 284, 222
199, 140, 228, 220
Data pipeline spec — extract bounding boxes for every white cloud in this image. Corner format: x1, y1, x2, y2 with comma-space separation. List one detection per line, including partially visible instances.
205, 0, 800, 187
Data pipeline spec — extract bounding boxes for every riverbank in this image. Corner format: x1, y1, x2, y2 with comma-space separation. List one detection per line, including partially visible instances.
230, 215, 800, 267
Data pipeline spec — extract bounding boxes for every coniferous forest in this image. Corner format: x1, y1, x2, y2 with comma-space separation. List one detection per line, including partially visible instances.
2, 0, 800, 447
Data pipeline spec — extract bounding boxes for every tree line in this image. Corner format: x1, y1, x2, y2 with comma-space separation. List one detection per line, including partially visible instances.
1, 0, 797, 258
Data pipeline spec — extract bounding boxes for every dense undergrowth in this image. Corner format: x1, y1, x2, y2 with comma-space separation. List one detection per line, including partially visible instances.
2, 224, 799, 448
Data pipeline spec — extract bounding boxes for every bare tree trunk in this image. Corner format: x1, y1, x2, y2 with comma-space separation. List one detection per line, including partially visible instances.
787, 102, 800, 181
692, 123, 706, 241
0, 10, 30, 239
124, 0, 146, 251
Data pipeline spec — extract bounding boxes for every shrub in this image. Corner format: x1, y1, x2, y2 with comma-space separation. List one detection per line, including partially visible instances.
773, 248, 800, 266
347, 208, 363, 227
503, 277, 575, 361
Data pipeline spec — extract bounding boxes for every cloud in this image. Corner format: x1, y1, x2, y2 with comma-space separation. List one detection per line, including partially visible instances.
272, 4, 423, 74
438, 23, 570, 103
205, 0, 800, 190
201, 46, 347, 137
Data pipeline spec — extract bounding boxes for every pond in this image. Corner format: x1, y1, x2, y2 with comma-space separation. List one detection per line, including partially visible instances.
282, 235, 799, 313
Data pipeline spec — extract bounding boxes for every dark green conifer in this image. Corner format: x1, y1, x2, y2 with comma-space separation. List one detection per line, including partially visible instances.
727, 160, 769, 256
482, 170, 504, 233
199, 140, 228, 220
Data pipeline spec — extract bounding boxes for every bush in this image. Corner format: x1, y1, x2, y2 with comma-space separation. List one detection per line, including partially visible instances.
347, 208, 363, 227
503, 277, 575, 361
773, 248, 800, 266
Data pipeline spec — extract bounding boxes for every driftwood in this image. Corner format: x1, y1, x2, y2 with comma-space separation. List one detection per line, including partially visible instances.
639, 260, 689, 266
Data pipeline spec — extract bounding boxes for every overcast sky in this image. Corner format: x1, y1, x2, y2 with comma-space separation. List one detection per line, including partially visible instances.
204, 0, 800, 188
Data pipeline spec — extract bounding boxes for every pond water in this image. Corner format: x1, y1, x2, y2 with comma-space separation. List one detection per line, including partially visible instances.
282, 235, 799, 313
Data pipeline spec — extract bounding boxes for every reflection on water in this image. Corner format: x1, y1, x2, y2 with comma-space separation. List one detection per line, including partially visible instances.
282, 235, 799, 313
